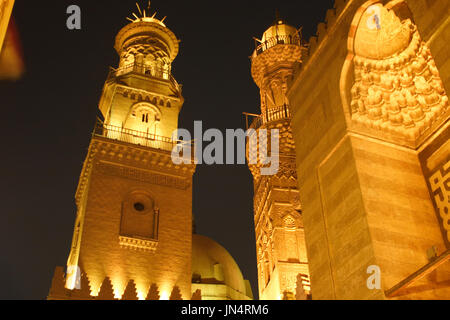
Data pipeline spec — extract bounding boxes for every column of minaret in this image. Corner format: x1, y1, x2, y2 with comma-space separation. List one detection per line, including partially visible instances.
48, 267, 202, 300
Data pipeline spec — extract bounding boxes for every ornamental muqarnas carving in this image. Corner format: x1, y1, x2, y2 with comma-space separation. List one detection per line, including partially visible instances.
340, 1, 449, 148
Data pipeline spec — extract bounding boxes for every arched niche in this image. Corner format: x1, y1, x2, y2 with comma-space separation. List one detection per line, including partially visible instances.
340, 0, 448, 148
119, 190, 159, 241
124, 102, 162, 134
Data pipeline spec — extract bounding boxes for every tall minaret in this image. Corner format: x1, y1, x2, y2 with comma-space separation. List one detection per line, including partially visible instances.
48, 5, 195, 300
247, 18, 310, 300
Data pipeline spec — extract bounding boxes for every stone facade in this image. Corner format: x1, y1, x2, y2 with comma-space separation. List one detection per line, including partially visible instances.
0, 0, 14, 52
47, 0, 450, 300
287, 0, 450, 299
48, 7, 253, 301
48, 11, 196, 301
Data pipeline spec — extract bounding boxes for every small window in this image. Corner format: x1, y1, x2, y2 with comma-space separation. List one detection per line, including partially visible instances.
133, 202, 145, 212
141, 113, 149, 123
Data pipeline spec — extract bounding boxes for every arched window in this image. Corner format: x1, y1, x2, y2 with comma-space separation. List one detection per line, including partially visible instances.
125, 102, 162, 133
119, 191, 159, 241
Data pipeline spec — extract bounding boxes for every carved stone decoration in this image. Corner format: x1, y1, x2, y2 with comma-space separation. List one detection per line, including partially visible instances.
289, 191, 302, 212
340, 1, 449, 148
118, 235, 158, 252
280, 272, 298, 295
97, 161, 190, 190
283, 214, 296, 229
429, 159, 450, 243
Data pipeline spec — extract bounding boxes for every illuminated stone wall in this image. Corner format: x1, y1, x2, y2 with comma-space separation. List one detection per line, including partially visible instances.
73, 138, 195, 300
248, 21, 310, 300
288, 0, 450, 299
0, 0, 14, 52
48, 14, 196, 300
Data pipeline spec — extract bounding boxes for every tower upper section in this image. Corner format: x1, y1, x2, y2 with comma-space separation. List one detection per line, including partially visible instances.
246, 19, 303, 177
114, 15, 179, 78
97, 5, 184, 147
251, 19, 303, 92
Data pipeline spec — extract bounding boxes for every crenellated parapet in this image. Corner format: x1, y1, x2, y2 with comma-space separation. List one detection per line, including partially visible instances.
302, 0, 350, 66
48, 266, 193, 300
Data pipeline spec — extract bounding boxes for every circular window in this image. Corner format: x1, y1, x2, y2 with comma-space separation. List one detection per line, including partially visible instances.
133, 202, 145, 212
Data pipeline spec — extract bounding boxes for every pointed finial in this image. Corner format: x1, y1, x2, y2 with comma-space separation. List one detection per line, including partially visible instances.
274, 9, 284, 26
126, 1, 166, 26
136, 2, 142, 16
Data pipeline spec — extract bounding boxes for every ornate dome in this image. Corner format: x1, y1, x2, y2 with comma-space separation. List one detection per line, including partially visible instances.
192, 234, 253, 300
261, 19, 298, 43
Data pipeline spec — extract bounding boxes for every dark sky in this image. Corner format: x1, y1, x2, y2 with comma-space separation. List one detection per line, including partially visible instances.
0, 0, 333, 299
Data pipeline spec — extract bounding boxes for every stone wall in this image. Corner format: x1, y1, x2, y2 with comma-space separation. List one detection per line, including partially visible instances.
288, 0, 450, 299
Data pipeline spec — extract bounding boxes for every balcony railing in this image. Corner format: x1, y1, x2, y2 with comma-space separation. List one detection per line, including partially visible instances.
254, 34, 301, 56
243, 104, 291, 131
107, 62, 181, 92
93, 119, 188, 152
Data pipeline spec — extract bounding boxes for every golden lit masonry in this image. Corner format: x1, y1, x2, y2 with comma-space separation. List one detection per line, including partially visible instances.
246, 17, 311, 300
47, 0, 450, 300
48, 4, 252, 301
287, 0, 450, 299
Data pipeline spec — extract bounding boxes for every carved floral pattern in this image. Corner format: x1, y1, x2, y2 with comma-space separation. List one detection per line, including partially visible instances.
341, 2, 448, 147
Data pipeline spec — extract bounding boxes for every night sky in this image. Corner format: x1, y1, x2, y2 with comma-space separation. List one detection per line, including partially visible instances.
0, 0, 333, 299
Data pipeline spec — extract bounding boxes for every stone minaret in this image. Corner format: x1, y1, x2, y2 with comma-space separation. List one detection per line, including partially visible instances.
247, 19, 310, 300
48, 6, 195, 300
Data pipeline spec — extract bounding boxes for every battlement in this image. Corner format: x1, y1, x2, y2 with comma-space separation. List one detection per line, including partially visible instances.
48, 266, 194, 300
301, 0, 349, 69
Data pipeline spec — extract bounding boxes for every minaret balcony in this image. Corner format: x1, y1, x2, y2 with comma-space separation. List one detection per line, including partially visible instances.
244, 104, 291, 131
254, 34, 301, 57
107, 62, 180, 90
93, 119, 190, 153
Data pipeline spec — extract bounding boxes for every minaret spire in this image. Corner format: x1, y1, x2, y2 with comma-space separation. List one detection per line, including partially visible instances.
275, 8, 280, 22
127, 1, 164, 25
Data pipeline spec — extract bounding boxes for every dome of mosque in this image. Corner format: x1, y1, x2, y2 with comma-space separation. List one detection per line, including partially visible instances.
261, 19, 299, 43
191, 234, 253, 300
